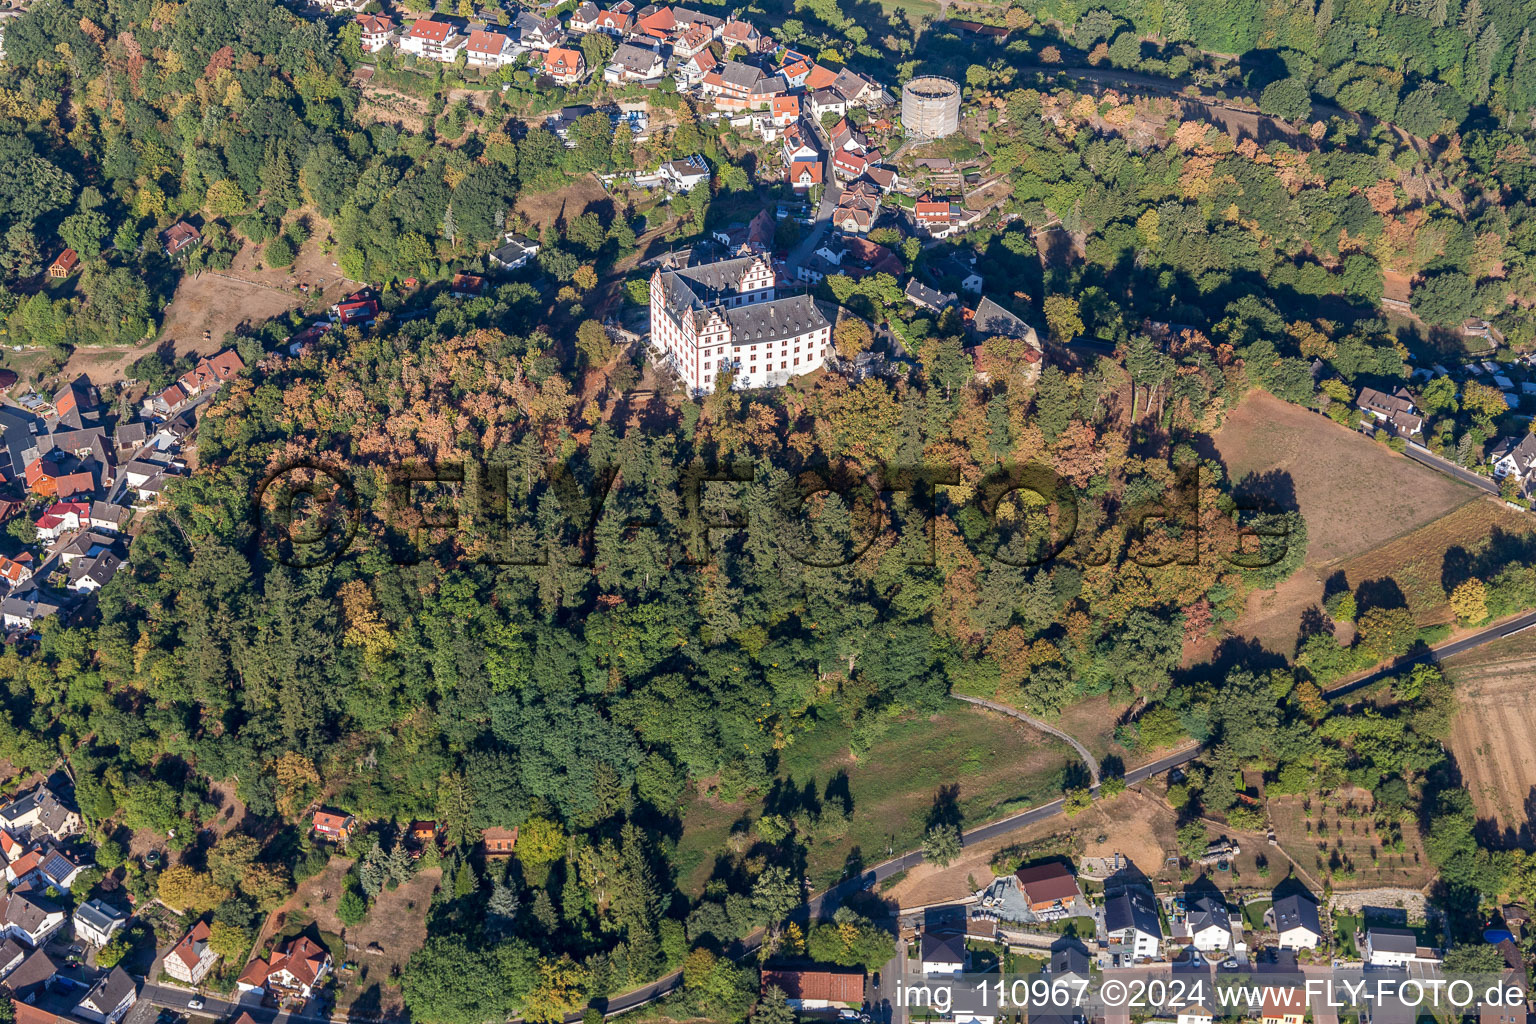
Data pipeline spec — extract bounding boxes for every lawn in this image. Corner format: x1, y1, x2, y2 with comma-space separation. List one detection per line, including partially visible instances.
672, 705, 1082, 893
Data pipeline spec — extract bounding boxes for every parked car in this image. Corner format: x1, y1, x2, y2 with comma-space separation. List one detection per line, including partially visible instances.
187, 1000, 204, 1011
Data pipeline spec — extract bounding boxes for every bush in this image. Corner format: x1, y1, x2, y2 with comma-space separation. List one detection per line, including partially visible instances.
264, 236, 296, 269
337, 887, 368, 926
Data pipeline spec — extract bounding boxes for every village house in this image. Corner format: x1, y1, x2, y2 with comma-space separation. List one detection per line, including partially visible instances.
2, 892, 64, 949
0, 591, 63, 633
489, 234, 540, 273
513, 11, 562, 50
1356, 386, 1423, 436
465, 29, 515, 67
1261, 988, 1307, 1024
164, 920, 219, 985
72, 900, 126, 949
920, 929, 966, 975
1364, 928, 1438, 968
542, 46, 585, 84
1266, 891, 1323, 950
758, 968, 864, 1010
660, 155, 710, 192
914, 197, 960, 237
1013, 862, 1082, 917
34, 501, 89, 542
1104, 885, 1162, 961
1182, 887, 1235, 952
721, 19, 767, 52
311, 810, 354, 842
700, 60, 768, 110
481, 825, 519, 857
1489, 433, 1536, 495
399, 19, 466, 62
1176, 1006, 1214, 1024
236, 936, 331, 1000
161, 222, 200, 258
0, 555, 31, 589
74, 967, 138, 1024
770, 94, 800, 127
605, 42, 664, 83
48, 250, 78, 280
356, 13, 396, 51
905, 278, 956, 312
809, 87, 846, 121
0, 786, 81, 840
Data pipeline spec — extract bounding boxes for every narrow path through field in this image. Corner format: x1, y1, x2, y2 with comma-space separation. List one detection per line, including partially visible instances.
950, 693, 1101, 787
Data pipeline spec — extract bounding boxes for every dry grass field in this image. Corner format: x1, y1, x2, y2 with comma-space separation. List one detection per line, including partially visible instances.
1442, 630, 1536, 845
1209, 391, 1485, 653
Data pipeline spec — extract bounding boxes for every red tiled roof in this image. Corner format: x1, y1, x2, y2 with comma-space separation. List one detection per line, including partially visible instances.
356, 13, 393, 32
761, 969, 864, 1003
467, 30, 506, 54
269, 936, 327, 988
409, 19, 451, 40
170, 920, 212, 971
312, 810, 351, 831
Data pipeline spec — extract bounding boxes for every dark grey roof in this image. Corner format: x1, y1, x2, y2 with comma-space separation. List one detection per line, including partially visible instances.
1272, 893, 1321, 936
921, 929, 965, 964
4, 891, 61, 932
0, 937, 25, 976
973, 296, 1034, 339
0, 407, 39, 479
89, 501, 126, 525
2, 948, 65, 996
658, 254, 767, 310
74, 552, 124, 590
724, 295, 828, 346
73, 899, 125, 934
611, 42, 661, 74
113, 422, 148, 447
77, 965, 136, 1015
718, 59, 763, 90
1490, 433, 1536, 466
1105, 887, 1162, 938
831, 68, 870, 100
673, 6, 723, 27
1367, 927, 1418, 953
904, 278, 956, 310
1050, 936, 1091, 977
1186, 888, 1230, 935
0, 591, 64, 624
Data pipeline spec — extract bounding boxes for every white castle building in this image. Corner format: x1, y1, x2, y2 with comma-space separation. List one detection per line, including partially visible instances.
649, 252, 832, 392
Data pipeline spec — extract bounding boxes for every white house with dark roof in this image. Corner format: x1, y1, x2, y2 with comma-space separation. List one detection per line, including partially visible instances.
1356, 386, 1423, 436
1490, 433, 1536, 495
1266, 891, 1323, 950
3, 891, 65, 948
921, 929, 966, 976
73, 900, 126, 948
604, 42, 664, 83
1104, 886, 1162, 960
649, 252, 831, 392
1364, 927, 1437, 968
75, 966, 138, 1024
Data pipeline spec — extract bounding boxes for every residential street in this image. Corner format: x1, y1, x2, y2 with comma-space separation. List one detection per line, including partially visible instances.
1402, 442, 1500, 494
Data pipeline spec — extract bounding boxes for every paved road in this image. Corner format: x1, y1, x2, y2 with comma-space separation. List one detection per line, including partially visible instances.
1322, 606, 1536, 699
951, 694, 1102, 787
785, 122, 841, 278
1403, 443, 1500, 494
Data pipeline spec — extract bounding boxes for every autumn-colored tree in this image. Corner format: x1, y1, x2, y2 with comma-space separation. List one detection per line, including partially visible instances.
833, 317, 873, 360
1356, 605, 1417, 659
575, 320, 616, 367
518, 816, 566, 869
1042, 294, 1083, 344
524, 955, 588, 1024
682, 948, 718, 989
204, 179, 248, 219
572, 265, 598, 291
340, 580, 395, 656
272, 752, 320, 821
207, 921, 252, 962
1449, 579, 1488, 625
157, 865, 232, 913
